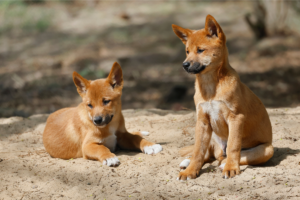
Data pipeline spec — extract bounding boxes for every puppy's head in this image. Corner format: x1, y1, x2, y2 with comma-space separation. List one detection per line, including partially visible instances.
73, 62, 123, 128
172, 15, 227, 74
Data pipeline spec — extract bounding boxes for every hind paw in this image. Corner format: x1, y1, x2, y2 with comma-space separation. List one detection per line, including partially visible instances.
219, 163, 226, 170
179, 159, 190, 169
143, 144, 163, 155
140, 131, 150, 136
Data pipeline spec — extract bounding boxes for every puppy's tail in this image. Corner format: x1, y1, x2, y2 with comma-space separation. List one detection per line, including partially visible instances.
179, 145, 194, 157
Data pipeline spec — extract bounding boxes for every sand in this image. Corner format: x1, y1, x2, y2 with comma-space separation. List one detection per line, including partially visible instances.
1, 108, 300, 200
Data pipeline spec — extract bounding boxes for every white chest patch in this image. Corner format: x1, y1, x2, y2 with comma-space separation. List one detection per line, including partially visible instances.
197, 101, 220, 122
102, 126, 117, 152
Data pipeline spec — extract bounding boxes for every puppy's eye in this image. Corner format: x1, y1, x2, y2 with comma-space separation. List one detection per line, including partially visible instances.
186, 50, 189, 54
103, 100, 111, 106
87, 104, 93, 109
197, 49, 204, 54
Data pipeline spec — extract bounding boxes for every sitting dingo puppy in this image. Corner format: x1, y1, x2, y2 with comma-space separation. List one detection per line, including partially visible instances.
43, 62, 162, 166
172, 15, 273, 179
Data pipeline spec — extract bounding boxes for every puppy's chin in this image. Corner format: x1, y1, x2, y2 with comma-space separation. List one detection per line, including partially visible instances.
186, 65, 206, 74
94, 124, 107, 128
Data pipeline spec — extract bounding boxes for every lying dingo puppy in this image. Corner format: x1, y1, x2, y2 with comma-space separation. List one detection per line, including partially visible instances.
43, 62, 162, 166
172, 15, 273, 179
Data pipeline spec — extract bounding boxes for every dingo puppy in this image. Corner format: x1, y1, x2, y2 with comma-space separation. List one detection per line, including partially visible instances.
172, 15, 273, 179
43, 62, 162, 166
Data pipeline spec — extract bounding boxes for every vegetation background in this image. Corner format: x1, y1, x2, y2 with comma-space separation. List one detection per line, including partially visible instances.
1, 0, 300, 117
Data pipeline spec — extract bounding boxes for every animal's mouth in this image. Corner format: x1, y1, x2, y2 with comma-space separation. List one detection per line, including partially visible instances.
93, 114, 114, 127
94, 124, 107, 128
188, 65, 206, 74
184, 64, 206, 74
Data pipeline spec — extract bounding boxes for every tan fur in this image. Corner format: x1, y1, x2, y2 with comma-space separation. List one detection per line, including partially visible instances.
172, 15, 273, 180
179, 145, 194, 157
43, 62, 160, 166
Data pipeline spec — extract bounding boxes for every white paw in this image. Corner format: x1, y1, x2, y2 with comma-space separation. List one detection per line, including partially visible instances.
219, 163, 226, 170
140, 131, 150, 136
103, 157, 120, 167
143, 144, 163, 155
176, 177, 186, 182
179, 159, 190, 169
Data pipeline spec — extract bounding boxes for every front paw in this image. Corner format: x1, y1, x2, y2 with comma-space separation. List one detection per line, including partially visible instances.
102, 154, 120, 167
177, 169, 199, 181
143, 144, 163, 155
222, 163, 240, 179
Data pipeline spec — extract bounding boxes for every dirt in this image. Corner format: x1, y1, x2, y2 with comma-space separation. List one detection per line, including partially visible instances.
1, 3, 300, 198
1, 107, 300, 200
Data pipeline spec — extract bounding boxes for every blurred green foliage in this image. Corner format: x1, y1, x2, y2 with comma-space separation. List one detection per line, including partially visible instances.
79, 67, 106, 79
0, 1, 52, 34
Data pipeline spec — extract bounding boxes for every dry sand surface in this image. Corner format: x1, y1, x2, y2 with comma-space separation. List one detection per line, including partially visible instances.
1, 108, 300, 200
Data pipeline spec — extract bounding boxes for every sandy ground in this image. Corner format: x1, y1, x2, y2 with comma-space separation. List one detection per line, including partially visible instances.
1, 108, 300, 200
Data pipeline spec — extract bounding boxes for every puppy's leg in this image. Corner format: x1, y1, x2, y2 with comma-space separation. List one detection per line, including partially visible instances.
177, 108, 212, 180
222, 114, 244, 179
83, 143, 120, 167
240, 143, 274, 165
117, 131, 162, 154
220, 143, 273, 167
179, 145, 194, 157
179, 148, 212, 169
210, 132, 227, 163
116, 114, 162, 154
179, 133, 226, 170
179, 139, 223, 169
116, 115, 162, 154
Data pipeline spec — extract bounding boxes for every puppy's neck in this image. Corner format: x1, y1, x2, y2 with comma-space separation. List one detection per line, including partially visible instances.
195, 58, 230, 101
196, 70, 218, 101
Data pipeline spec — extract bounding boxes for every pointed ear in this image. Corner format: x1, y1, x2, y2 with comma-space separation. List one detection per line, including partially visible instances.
172, 24, 193, 45
73, 71, 90, 96
205, 15, 226, 41
107, 62, 123, 89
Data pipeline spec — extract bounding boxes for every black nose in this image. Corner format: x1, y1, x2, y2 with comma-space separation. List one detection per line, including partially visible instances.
182, 62, 190, 70
93, 116, 103, 125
